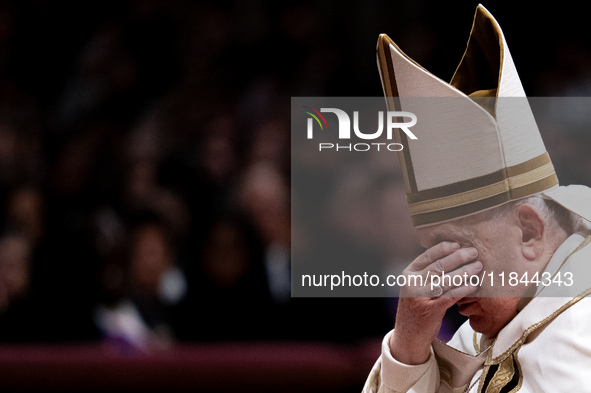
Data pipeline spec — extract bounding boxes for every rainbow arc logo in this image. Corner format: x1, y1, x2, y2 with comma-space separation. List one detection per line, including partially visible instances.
303, 106, 328, 137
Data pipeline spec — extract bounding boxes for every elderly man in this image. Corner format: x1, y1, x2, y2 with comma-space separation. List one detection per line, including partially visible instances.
364, 5, 591, 392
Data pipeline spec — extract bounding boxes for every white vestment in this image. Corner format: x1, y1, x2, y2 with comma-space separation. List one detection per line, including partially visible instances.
363, 231, 591, 392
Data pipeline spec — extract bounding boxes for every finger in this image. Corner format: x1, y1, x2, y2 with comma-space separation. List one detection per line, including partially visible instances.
405, 261, 480, 298
424, 247, 478, 276
411, 241, 461, 271
438, 261, 483, 292
442, 283, 480, 302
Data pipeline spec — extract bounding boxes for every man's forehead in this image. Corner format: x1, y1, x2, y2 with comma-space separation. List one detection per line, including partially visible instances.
416, 220, 475, 249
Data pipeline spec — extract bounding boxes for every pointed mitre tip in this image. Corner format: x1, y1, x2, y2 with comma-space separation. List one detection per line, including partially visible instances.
476, 4, 490, 15
377, 33, 399, 57
376, 33, 391, 50
474, 4, 500, 29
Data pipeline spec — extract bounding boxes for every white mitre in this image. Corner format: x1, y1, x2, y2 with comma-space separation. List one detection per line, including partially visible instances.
376, 4, 572, 227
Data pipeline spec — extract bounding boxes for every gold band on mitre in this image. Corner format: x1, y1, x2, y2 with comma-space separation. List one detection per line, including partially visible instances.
408, 153, 558, 227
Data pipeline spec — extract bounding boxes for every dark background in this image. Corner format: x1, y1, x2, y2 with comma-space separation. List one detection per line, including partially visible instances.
0, 0, 590, 391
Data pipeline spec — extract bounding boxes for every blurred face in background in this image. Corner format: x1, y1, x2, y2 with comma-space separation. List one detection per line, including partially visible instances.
0, 235, 31, 307
130, 223, 172, 297
7, 187, 45, 246
201, 219, 251, 290
239, 163, 290, 247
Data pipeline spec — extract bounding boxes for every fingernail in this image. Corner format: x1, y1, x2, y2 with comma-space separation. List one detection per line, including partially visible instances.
472, 261, 483, 271
468, 248, 478, 257
451, 242, 460, 250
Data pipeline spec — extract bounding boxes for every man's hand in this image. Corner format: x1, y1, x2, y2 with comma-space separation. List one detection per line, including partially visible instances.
389, 241, 482, 365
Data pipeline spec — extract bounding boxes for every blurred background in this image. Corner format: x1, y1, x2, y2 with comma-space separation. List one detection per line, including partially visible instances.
0, 0, 590, 391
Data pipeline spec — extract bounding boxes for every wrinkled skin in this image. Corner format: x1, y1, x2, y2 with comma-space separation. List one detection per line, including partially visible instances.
390, 204, 567, 365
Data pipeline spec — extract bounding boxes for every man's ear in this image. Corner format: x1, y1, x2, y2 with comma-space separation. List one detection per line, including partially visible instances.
515, 204, 545, 260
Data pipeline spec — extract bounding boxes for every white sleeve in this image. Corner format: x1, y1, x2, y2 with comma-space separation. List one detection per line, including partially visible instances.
362, 330, 440, 393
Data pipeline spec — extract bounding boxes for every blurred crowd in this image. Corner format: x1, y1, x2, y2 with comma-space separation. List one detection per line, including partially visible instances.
0, 0, 398, 348
0, 0, 590, 350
